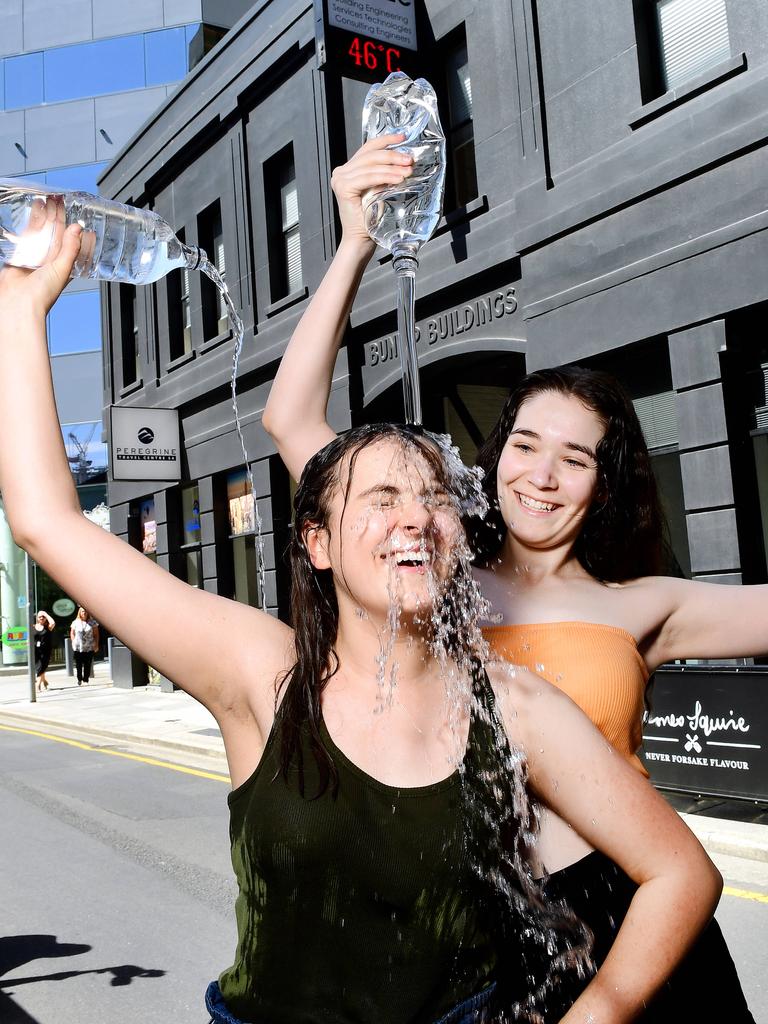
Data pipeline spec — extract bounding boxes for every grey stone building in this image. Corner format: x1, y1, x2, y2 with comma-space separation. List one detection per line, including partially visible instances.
99, 0, 768, 744
0, 0, 253, 664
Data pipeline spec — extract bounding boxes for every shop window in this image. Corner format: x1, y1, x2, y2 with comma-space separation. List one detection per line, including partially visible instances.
120, 285, 140, 387
198, 201, 228, 341
265, 145, 302, 302
227, 469, 262, 608
180, 483, 202, 588
441, 29, 478, 210
636, 0, 731, 99
167, 227, 193, 360
129, 497, 157, 562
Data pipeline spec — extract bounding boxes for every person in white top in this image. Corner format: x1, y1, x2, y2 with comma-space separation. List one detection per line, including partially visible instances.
70, 606, 99, 685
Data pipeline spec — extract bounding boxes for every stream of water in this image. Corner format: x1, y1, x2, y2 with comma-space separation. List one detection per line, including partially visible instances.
199, 258, 266, 603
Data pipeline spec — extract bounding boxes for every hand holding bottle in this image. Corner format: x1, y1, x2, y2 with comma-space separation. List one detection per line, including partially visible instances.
0, 214, 82, 321
330, 133, 412, 251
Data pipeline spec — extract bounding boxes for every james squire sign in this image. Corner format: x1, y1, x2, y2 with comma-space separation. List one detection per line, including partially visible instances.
640, 667, 768, 801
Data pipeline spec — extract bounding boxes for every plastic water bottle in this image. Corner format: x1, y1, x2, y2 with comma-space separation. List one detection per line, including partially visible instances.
361, 72, 446, 425
361, 71, 446, 274
0, 178, 202, 284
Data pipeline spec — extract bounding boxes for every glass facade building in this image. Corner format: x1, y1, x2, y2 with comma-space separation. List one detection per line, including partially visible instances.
0, 0, 251, 664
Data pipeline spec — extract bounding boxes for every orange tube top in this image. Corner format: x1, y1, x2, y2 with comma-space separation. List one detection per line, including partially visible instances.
483, 621, 650, 776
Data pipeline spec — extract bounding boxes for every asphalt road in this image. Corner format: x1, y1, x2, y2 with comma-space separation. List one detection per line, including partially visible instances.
1, 724, 766, 1023
0, 726, 237, 1024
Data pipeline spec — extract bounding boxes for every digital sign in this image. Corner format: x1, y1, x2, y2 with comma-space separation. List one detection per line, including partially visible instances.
315, 0, 418, 83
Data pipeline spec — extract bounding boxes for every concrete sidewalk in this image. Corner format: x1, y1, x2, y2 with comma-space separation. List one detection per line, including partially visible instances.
0, 661, 225, 761
2, 661, 768, 872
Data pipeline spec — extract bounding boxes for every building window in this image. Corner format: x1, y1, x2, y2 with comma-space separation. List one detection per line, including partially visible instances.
0, 25, 201, 111
167, 228, 192, 360
180, 484, 202, 588
227, 469, 261, 608
198, 201, 228, 341
120, 285, 140, 387
48, 290, 101, 355
265, 146, 302, 302
654, 0, 730, 92
442, 31, 477, 210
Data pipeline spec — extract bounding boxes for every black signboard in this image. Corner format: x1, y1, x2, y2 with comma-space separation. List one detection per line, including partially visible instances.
314, 0, 419, 83
640, 666, 768, 801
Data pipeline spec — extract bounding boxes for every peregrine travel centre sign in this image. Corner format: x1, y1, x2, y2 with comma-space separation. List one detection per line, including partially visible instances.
110, 406, 181, 482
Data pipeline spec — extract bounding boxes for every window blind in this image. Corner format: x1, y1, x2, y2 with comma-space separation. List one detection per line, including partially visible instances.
447, 43, 473, 126
656, 0, 730, 91
633, 390, 679, 450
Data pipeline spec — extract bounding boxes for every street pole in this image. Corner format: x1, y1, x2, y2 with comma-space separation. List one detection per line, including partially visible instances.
25, 552, 36, 703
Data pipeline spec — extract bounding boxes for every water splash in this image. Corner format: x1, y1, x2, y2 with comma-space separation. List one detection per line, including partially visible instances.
199, 258, 265, 601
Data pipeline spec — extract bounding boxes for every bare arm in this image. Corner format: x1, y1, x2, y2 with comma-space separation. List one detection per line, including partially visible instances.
493, 665, 721, 1023
262, 134, 412, 481
0, 224, 292, 734
641, 575, 768, 668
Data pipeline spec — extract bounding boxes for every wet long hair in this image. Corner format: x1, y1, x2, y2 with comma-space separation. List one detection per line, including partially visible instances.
275, 422, 484, 795
471, 366, 665, 582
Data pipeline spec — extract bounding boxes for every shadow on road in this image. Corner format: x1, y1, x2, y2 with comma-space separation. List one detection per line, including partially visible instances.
0, 934, 165, 1023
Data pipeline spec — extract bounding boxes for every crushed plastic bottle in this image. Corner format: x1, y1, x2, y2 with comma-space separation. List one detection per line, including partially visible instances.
361, 71, 446, 272
361, 72, 446, 423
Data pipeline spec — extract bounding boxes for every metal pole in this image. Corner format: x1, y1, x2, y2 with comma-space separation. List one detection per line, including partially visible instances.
25, 553, 36, 703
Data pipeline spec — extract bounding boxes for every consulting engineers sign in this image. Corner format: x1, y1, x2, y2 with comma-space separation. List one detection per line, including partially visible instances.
110, 406, 181, 482
640, 666, 768, 801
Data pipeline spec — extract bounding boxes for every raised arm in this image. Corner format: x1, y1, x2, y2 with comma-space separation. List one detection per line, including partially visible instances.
642, 575, 768, 668
493, 665, 722, 1023
262, 134, 412, 481
0, 224, 293, 747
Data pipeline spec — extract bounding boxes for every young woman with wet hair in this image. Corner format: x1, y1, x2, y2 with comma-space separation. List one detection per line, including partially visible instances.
264, 137, 758, 1020
0, 218, 723, 1023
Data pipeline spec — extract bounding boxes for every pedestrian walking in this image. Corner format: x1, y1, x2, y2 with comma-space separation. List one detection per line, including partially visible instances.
33, 610, 55, 691
70, 607, 99, 685
0, 204, 724, 1023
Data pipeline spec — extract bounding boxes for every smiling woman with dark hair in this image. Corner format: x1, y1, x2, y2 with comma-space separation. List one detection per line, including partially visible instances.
263, 135, 759, 1021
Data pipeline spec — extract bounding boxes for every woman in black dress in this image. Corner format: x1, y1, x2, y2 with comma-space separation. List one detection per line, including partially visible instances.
33, 610, 55, 690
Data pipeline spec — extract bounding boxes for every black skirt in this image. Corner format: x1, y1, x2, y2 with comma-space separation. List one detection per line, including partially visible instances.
537, 849, 755, 1023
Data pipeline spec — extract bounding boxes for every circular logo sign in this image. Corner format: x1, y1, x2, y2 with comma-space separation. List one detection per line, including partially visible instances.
52, 598, 76, 617
138, 427, 155, 444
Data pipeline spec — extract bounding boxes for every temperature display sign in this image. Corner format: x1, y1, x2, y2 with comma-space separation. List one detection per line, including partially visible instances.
316, 0, 418, 83
347, 36, 404, 75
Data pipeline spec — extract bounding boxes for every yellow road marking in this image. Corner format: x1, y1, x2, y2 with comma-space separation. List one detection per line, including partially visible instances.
3, 724, 768, 895
0, 722, 230, 784
723, 885, 768, 904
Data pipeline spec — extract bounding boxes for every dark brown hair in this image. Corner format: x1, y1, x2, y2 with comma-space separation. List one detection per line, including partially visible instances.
471, 365, 664, 581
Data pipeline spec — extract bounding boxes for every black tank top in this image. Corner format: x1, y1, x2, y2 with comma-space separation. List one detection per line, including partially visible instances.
218, 674, 501, 1023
